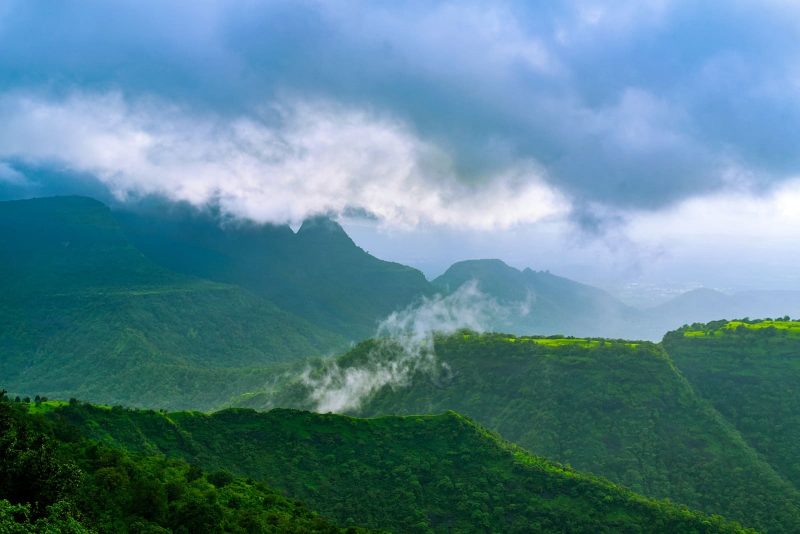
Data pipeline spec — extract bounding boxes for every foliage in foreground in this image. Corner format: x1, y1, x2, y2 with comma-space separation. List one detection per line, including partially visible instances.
0, 394, 360, 533
48, 401, 754, 533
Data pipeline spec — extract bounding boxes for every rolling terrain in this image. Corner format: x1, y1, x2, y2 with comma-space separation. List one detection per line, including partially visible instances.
37, 400, 753, 533
0, 196, 345, 410
0, 394, 362, 533
241, 332, 800, 533
3, 195, 800, 533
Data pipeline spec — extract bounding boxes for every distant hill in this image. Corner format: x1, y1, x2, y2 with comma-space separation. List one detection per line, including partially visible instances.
0, 196, 345, 410
246, 332, 800, 533
115, 205, 435, 341
46, 401, 752, 533
9, 195, 800, 347
433, 259, 640, 339
431, 261, 800, 340
664, 319, 800, 492
647, 289, 800, 331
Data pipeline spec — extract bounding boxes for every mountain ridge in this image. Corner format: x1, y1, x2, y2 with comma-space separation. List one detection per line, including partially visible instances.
0, 196, 346, 410
114, 203, 435, 341
40, 400, 754, 533
241, 331, 800, 533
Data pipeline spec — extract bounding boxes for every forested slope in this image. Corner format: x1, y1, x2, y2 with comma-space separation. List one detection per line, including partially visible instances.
45, 402, 751, 533
116, 206, 434, 341
0, 394, 362, 533
0, 197, 345, 410
432, 259, 638, 338
664, 320, 800, 491
249, 332, 800, 533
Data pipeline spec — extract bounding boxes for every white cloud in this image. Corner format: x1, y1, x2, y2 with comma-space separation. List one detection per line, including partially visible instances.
0, 162, 26, 185
627, 177, 800, 246
590, 176, 800, 290
0, 91, 567, 229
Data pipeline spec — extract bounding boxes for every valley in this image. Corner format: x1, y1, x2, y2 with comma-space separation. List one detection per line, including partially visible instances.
2, 196, 800, 533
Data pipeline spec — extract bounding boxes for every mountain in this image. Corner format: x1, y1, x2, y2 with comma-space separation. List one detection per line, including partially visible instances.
0, 394, 361, 533
42, 400, 752, 533
248, 332, 800, 533
432, 259, 639, 339
114, 205, 435, 341
0, 196, 345, 410
646, 289, 800, 335
663, 319, 800, 491
432, 260, 800, 341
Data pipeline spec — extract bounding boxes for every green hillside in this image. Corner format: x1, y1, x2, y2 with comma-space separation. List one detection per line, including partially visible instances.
43, 401, 750, 533
0, 394, 360, 533
664, 319, 800, 490
432, 259, 639, 339
115, 206, 435, 341
0, 196, 345, 410
249, 332, 800, 533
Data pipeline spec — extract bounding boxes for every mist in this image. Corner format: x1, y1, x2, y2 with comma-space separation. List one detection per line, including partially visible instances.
300, 281, 505, 413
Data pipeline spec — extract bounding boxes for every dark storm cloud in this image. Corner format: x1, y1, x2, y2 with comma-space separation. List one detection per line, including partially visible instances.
1, 0, 799, 221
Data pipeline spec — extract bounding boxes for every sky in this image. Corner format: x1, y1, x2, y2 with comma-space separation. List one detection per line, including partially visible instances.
1, 0, 799, 303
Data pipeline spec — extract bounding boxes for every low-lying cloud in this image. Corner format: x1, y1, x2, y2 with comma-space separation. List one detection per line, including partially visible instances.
301, 281, 507, 413
3, 0, 800, 292
0, 91, 565, 230
4, 0, 800, 217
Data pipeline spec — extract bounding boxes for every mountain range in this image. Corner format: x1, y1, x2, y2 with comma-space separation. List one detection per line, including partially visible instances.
114, 203, 434, 341
3, 195, 800, 410
3, 195, 800, 531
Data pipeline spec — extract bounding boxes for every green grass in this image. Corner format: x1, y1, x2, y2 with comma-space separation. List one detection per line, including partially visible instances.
487, 334, 640, 348
681, 319, 800, 337
724, 319, 800, 332
24, 400, 70, 414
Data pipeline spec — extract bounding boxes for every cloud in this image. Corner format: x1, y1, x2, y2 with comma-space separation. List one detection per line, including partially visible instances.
0, 91, 565, 229
627, 177, 800, 256
1, 0, 800, 228
0, 162, 26, 185
301, 280, 503, 413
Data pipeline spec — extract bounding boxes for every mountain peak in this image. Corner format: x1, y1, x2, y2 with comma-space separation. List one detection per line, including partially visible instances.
439, 258, 521, 277
295, 216, 357, 246
297, 216, 347, 235
433, 258, 525, 301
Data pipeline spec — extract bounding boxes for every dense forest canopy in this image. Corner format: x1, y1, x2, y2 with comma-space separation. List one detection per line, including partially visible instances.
665, 319, 800, 491
240, 331, 799, 533
12, 397, 753, 534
